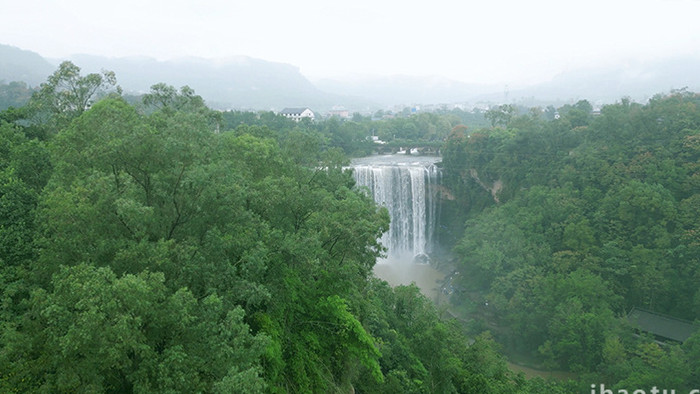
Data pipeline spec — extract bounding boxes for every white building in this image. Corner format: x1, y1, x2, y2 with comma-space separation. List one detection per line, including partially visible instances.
279, 107, 315, 122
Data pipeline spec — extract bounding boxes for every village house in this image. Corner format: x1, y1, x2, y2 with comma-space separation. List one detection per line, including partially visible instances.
279, 107, 315, 122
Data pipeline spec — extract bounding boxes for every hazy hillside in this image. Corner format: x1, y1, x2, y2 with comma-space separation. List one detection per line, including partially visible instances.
0, 44, 376, 111
316, 56, 700, 108
504, 55, 700, 105
315, 75, 498, 107
0, 44, 55, 86
3, 43, 699, 111
67, 54, 376, 111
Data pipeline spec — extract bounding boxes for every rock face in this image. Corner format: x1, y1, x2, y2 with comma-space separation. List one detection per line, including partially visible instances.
469, 168, 502, 203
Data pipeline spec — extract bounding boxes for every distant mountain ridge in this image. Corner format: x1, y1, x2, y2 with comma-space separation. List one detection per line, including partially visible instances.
67, 54, 373, 111
0, 44, 374, 111
2, 43, 699, 111
315, 75, 498, 107
319, 56, 700, 108
0, 44, 55, 86
504, 56, 700, 105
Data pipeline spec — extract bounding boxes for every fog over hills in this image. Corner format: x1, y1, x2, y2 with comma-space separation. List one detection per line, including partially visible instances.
314, 75, 498, 107
318, 56, 700, 108
0, 44, 376, 112
66, 54, 379, 111
0, 44, 55, 86
502, 55, 700, 106
2, 43, 699, 112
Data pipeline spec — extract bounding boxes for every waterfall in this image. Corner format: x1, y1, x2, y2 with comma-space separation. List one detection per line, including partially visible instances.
351, 156, 440, 261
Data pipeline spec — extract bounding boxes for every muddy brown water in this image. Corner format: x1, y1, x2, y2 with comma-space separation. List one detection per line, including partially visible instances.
373, 259, 445, 302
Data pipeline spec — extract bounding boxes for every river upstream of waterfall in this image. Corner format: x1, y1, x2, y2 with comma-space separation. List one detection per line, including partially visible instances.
351, 154, 445, 301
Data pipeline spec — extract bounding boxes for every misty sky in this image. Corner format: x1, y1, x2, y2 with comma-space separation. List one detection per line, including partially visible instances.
1, 0, 699, 85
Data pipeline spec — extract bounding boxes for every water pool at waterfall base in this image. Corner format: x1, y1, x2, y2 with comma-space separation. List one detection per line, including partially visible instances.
372, 255, 445, 302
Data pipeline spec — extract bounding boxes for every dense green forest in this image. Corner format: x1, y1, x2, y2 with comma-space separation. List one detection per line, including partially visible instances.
0, 62, 573, 393
0, 81, 33, 111
441, 91, 700, 390
220, 103, 488, 158
2, 61, 699, 393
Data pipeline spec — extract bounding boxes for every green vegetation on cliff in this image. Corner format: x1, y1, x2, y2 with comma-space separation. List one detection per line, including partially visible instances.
442, 92, 700, 390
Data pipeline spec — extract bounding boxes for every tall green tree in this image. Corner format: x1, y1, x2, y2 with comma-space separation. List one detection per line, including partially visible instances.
28, 61, 118, 134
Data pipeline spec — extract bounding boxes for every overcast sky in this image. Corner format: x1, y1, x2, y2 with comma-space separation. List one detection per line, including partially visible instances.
1, 0, 699, 85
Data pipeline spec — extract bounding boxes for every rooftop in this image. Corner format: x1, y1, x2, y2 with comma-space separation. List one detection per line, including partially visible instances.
280, 107, 311, 115
627, 307, 698, 343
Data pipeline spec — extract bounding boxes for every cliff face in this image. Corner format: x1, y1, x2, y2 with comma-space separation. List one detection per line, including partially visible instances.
469, 169, 502, 203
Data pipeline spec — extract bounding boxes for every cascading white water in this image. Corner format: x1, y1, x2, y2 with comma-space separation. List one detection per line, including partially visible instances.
351, 155, 440, 261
